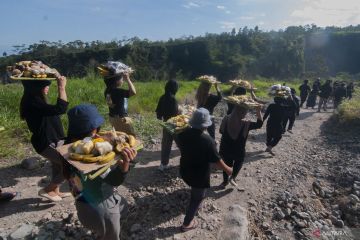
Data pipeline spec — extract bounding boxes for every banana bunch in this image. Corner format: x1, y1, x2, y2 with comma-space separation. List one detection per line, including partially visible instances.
224, 95, 261, 108
228, 79, 252, 89
69, 137, 116, 164
167, 115, 189, 128
69, 151, 116, 164
7, 60, 59, 79
97, 61, 134, 77
197, 75, 220, 84
97, 65, 110, 77
98, 130, 137, 153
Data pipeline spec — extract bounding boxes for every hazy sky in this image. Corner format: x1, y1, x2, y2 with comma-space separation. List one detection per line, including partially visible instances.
1, 0, 360, 53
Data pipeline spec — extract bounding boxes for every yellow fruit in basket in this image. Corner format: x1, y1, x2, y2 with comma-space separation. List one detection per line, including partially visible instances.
82, 141, 94, 154
97, 151, 116, 165
82, 151, 115, 164
72, 140, 82, 151
115, 142, 130, 153
128, 135, 136, 147
92, 138, 105, 144
69, 153, 94, 161
23, 71, 32, 77
36, 74, 42, 78
41, 74, 47, 78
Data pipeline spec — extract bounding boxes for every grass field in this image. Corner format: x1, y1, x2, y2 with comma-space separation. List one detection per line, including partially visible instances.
337, 88, 360, 126
0, 76, 302, 161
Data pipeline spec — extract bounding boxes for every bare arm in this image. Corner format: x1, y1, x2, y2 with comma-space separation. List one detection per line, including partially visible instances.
255, 106, 263, 121
123, 73, 136, 96
216, 159, 233, 176
56, 75, 67, 102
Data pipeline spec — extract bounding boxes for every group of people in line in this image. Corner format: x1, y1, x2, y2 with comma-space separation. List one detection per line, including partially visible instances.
299, 78, 355, 112
1, 63, 355, 239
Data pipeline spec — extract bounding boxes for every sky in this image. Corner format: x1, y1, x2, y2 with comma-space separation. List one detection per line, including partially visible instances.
1, 0, 360, 54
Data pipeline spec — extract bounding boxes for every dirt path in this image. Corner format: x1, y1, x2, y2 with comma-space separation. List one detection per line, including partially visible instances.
1, 105, 359, 240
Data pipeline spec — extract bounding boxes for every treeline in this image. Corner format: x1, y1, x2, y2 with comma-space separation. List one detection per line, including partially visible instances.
1, 24, 360, 81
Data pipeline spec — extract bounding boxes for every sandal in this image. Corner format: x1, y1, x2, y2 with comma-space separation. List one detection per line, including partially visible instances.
181, 220, 198, 232
0, 192, 18, 202
38, 189, 62, 202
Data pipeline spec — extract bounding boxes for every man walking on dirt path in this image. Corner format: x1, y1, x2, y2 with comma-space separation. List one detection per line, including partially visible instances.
318, 80, 332, 112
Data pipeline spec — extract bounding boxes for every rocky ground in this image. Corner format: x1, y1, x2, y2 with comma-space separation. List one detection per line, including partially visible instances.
0, 103, 359, 240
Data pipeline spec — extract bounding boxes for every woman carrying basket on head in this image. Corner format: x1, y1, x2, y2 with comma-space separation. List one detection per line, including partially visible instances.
100, 61, 136, 136
219, 103, 263, 189
195, 80, 222, 139
20, 74, 70, 202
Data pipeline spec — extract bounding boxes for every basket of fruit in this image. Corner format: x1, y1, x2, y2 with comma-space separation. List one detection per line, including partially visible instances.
226, 79, 254, 89
160, 114, 190, 134
196, 75, 221, 84
7, 61, 60, 81
57, 129, 142, 179
97, 61, 134, 78
268, 84, 291, 98
223, 95, 262, 109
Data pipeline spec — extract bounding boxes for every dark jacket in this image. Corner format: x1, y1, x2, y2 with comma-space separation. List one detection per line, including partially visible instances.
22, 97, 68, 153
319, 83, 332, 98
156, 80, 179, 121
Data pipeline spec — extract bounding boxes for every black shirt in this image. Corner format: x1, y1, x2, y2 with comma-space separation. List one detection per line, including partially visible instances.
263, 103, 285, 128
155, 93, 178, 121
177, 128, 221, 188
105, 88, 130, 117
319, 84, 332, 98
199, 93, 222, 115
23, 97, 68, 153
334, 87, 347, 101
220, 117, 263, 158
299, 84, 311, 97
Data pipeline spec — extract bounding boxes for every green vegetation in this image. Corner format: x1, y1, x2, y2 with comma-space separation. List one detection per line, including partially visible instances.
0, 78, 198, 160
337, 89, 360, 126
2, 25, 360, 82
0, 76, 302, 162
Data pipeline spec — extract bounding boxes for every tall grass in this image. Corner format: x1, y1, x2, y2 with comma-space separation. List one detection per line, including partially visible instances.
0, 78, 199, 160
0, 76, 301, 161
337, 89, 360, 126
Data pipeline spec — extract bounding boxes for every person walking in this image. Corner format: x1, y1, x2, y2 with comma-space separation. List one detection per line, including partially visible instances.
195, 82, 222, 139
264, 97, 285, 156
102, 62, 136, 135
299, 80, 311, 107
155, 79, 180, 171
177, 108, 232, 232
333, 83, 347, 110
318, 80, 332, 112
64, 104, 137, 240
347, 82, 355, 99
219, 105, 263, 189
20, 75, 70, 202
283, 88, 300, 133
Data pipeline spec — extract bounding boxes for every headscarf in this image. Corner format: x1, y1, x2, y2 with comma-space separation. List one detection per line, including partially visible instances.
165, 79, 179, 96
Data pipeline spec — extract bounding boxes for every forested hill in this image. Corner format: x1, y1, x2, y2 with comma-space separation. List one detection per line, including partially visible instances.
1, 25, 360, 81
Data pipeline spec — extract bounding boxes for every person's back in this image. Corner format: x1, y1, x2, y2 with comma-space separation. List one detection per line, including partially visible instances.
265, 102, 284, 127
156, 80, 179, 121
299, 83, 310, 96
178, 127, 218, 188
319, 83, 332, 98
334, 86, 347, 100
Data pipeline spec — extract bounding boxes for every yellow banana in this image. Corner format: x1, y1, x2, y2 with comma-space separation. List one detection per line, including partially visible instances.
97, 151, 116, 165
128, 135, 136, 147
81, 151, 115, 163
69, 153, 94, 161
